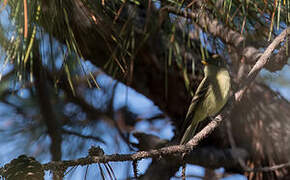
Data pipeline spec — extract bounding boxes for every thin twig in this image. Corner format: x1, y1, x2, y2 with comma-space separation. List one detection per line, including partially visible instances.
62, 129, 105, 144
248, 162, 290, 172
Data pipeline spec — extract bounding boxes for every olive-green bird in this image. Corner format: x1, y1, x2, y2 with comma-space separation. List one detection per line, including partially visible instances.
180, 55, 231, 145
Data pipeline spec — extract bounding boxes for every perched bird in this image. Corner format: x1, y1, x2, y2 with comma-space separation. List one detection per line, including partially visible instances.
180, 55, 231, 144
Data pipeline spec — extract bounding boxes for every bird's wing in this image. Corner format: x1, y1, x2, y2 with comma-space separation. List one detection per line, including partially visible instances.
180, 77, 210, 136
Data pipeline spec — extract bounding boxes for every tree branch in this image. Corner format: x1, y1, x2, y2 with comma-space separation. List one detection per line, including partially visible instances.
43, 115, 223, 171
61, 129, 105, 144
160, 6, 244, 50
43, 112, 279, 174
235, 27, 290, 101
32, 47, 62, 162
162, 6, 290, 72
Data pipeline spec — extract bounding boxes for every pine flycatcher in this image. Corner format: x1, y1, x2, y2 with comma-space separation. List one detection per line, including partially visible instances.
180, 55, 231, 144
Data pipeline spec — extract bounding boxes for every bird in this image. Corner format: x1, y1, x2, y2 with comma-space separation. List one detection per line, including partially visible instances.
180, 55, 231, 145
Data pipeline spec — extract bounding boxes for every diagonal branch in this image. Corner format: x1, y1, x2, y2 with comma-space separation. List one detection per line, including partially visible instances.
235, 27, 290, 101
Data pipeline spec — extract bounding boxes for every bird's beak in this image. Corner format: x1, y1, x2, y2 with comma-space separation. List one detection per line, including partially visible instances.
201, 60, 208, 65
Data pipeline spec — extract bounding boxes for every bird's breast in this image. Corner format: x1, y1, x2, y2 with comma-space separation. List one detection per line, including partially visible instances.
216, 70, 231, 100
206, 69, 230, 116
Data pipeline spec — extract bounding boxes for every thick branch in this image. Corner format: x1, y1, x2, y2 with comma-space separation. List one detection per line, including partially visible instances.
160, 7, 244, 50
162, 6, 290, 72
32, 48, 62, 161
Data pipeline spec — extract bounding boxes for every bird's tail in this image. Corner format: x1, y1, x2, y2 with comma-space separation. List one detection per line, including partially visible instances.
180, 123, 198, 145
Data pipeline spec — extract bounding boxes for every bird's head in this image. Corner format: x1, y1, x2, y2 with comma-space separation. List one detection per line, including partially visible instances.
201, 54, 227, 68
201, 54, 228, 76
